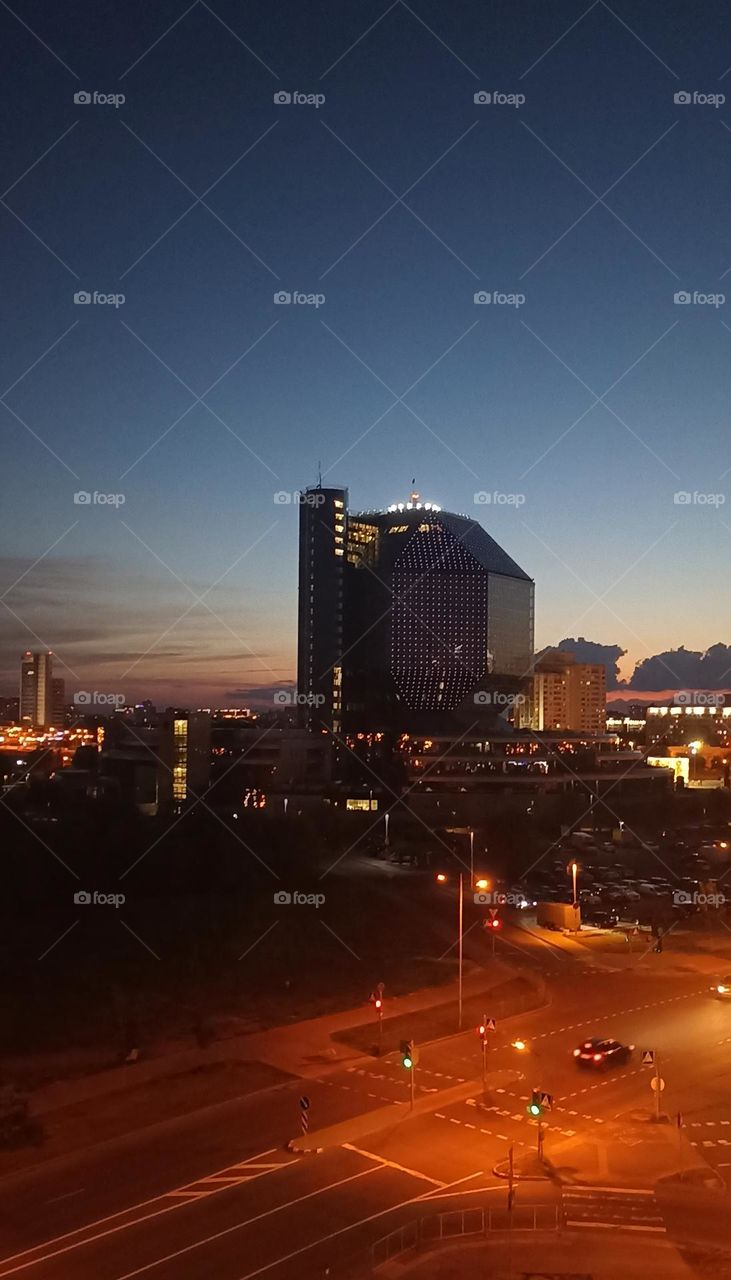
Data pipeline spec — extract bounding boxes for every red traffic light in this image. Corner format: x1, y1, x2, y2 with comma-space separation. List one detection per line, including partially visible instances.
374, 998, 382, 1010
488, 917, 501, 929
478, 1023, 486, 1040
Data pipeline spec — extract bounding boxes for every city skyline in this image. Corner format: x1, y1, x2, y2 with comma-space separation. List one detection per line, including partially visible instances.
3, 0, 731, 704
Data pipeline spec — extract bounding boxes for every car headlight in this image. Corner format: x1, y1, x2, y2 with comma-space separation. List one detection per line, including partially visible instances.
718, 985, 727, 994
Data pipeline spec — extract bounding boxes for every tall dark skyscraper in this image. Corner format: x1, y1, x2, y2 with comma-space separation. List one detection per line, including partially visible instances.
297, 488, 534, 736
296, 488, 347, 734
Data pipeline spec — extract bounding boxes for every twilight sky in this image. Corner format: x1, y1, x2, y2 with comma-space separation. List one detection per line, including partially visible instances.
1, 0, 730, 706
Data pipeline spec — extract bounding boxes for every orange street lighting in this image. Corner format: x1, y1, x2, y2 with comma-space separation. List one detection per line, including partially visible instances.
436, 872, 448, 883
512, 1038, 528, 1052
475, 877, 490, 891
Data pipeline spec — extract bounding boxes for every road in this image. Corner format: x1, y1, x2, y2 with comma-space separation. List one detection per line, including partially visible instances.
1, 958, 731, 1277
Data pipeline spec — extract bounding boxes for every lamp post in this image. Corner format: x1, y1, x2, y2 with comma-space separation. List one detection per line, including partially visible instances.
384, 812, 390, 848
569, 860, 578, 906
436, 872, 465, 1030
469, 828, 474, 884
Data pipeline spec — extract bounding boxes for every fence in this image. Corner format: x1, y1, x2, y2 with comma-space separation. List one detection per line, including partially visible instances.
371, 1204, 560, 1268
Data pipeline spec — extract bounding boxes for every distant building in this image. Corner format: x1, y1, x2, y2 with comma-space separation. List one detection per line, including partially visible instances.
19, 651, 55, 728
519, 651, 606, 734
51, 678, 65, 727
100, 709, 211, 811
0, 697, 19, 724
297, 487, 534, 735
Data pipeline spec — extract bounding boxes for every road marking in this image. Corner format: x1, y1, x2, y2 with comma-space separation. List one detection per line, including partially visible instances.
0, 1147, 293, 1277
342, 1145, 446, 1187
112, 1167, 382, 1280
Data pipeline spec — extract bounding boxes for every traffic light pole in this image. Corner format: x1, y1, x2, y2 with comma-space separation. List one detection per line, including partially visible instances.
410, 1060, 415, 1111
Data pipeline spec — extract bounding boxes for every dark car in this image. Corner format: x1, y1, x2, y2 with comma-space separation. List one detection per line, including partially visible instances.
573, 1037, 634, 1068
582, 908, 619, 928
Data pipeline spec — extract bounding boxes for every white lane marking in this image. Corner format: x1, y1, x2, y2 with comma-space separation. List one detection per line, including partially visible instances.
112, 1167, 382, 1280
46, 1189, 86, 1204
0, 1147, 289, 1277
342, 1144, 445, 1187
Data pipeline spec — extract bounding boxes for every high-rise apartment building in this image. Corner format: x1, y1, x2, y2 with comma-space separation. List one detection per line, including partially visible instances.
297, 488, 534, 734
19, 651, 55, 728
518, 650, 606, 734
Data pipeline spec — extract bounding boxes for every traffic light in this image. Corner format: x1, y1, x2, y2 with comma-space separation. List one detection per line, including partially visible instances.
478, 1022, 487, 1042
374, 997, 382, 1012
486, 916, 502, 930
400, 1039, 419, 1069
527, 1090, 542, 1118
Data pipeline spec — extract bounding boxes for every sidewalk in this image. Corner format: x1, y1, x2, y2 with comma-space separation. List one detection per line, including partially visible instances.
29, 960, 544, 1118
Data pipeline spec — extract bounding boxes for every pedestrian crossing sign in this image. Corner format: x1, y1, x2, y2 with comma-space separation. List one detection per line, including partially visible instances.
641, 1049, 655, 1067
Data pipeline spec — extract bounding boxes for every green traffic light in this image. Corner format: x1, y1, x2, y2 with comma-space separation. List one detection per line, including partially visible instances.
402, 1056, 413, 1070
527, 1102, 541, 1116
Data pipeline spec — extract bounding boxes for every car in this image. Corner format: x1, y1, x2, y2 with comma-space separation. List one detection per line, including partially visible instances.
582, 908, 619, 929
712, 975, 731, 999
573, 1037, 634, 1068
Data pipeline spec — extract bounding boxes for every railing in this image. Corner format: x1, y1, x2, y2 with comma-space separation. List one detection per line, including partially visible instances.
371, 1204, 559, 1267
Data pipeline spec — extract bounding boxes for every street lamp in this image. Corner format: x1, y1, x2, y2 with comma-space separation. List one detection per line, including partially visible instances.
469, 828, 474, 883
384, 811, 390, 848
568, 860, 579, 908
437, 871, 465, 1031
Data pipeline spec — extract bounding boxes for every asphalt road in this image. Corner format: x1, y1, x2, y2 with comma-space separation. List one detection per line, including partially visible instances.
1, 959, 731, 1278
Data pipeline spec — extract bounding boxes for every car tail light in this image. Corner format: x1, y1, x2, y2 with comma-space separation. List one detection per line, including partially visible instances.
593, 1053, 603, 1062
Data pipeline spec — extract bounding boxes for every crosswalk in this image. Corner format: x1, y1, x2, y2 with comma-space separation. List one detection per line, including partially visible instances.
562, 1186, 665, 1233
163, 1152, 295, 1203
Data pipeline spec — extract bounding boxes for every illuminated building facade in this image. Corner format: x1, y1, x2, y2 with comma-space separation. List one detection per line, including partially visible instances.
518, 651, 606, 735
19, 650, 59, 728
297, 487, 534, 734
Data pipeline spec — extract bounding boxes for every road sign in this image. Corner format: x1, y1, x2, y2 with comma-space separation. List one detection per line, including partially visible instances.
540, 1091, 553, 1111
641, 1049, 655, 1067
650, 1077, 665, 1092
299, 1095, 310, 1111
489, 907, 499, 920
485, 1017, 497, 1032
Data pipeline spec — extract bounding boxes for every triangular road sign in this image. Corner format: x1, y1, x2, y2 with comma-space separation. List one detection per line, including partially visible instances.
641, 1049, 655, 1067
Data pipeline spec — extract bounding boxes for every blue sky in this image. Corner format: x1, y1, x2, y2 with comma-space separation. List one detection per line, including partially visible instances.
2, 0, 730, 704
